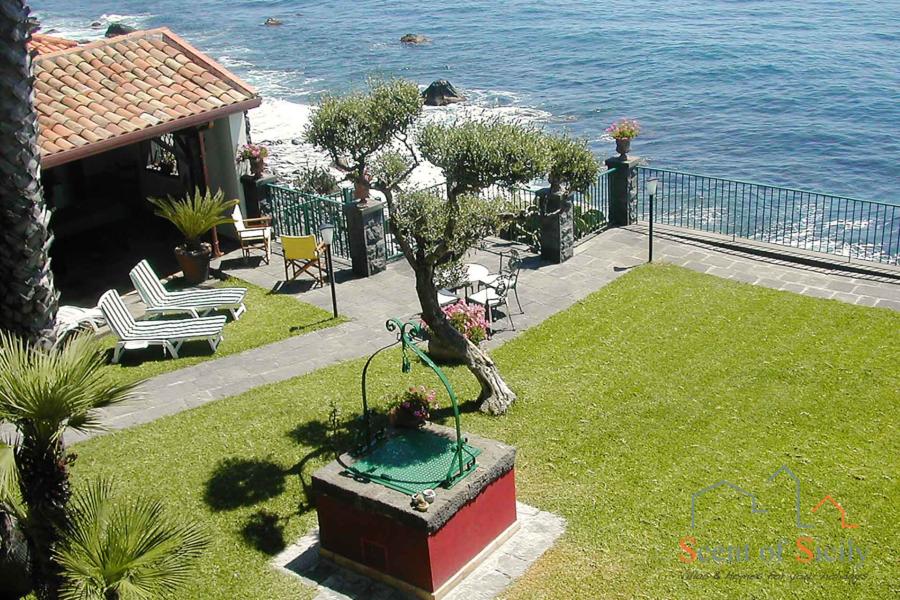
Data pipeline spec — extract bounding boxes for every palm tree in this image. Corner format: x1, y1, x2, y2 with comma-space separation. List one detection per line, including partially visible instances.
0, 332, 138, 599
0, 0, 59, 346
55, 480, 208, 600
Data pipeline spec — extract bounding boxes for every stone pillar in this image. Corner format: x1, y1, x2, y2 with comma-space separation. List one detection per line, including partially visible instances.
538, 188, 574, 263
344, 200, 387, 277
240, 174, 277, 218
604, 155, 641, 227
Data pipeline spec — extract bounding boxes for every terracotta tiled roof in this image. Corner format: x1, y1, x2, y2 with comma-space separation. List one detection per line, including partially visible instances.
29, 34, 79, 55
33, 28, 261, 168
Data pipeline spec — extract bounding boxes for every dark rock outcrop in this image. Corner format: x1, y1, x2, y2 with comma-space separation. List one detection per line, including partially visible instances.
422, 79, 465, 106
400, 33, 429, 44
264, 17, 283, 26
105, 23, 135, 37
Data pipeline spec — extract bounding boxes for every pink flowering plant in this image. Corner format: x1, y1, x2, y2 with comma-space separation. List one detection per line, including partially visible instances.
425, 301, 489, 345
236, 143, 269, 163
605, 118, 641, 140
389, 385, 439, 428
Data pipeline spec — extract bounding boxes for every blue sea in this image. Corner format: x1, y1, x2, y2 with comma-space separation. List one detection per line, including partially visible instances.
30, 0, 900, 203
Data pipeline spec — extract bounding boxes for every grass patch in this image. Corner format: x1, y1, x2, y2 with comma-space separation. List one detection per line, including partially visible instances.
72, 265, 899, 599
100, 277, 341, 386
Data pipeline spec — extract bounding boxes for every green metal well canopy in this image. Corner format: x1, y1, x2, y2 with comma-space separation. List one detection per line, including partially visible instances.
341, 319, 480, 495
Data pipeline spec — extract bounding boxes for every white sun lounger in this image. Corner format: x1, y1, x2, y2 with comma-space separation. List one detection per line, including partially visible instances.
98, 290, 226, 363
129, 260, 247, 320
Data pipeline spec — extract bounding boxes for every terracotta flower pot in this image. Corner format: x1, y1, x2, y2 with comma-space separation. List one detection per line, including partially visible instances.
174, 243, 212, 285
615, 138, 631, 157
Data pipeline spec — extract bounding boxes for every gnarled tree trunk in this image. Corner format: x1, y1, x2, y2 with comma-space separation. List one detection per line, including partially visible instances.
412, 260, 517, 415
0, 0, 58, 346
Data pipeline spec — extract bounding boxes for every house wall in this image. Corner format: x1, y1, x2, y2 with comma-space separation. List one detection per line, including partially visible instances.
203, 112, 249, 241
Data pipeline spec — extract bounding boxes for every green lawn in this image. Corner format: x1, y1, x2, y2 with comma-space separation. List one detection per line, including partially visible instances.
72, 265, 899, 599
100, 277, 341, 386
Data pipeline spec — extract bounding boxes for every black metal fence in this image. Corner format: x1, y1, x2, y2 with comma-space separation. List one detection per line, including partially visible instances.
412, 172, 615, 250
635, 167, 900, 265
263, 184, 405, 261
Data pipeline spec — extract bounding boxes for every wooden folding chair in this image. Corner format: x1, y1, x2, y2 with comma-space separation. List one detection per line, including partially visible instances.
281, 235, 325, 285
232, 205, 272, 264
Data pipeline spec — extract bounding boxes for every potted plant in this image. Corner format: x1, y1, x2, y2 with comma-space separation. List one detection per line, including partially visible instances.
425, 301, 489, 364
237, 143, 269, 178
388, 386, 439, 429
149, 188, 238, 284
606, 118, 641, 157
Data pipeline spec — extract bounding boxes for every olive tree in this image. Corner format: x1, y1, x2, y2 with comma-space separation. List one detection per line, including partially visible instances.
407, 121, 551, 413
545, 134, 601, 199
307, 82, 550, 413
305, 79, 422, 201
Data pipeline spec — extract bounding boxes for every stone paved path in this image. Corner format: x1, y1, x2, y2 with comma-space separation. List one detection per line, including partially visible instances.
63, 226, 899, 443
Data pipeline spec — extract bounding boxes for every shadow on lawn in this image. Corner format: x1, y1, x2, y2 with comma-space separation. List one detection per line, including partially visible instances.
286, 416, 361, 514
204, 457, 303, 556
204, 458, 287, 511
289, 316, 337, 333
241, 509, 287, 555
103, 341, 217, 366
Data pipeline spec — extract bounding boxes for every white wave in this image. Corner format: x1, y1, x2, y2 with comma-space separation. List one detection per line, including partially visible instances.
247, 93, 553, 191
30, 11, 153, 42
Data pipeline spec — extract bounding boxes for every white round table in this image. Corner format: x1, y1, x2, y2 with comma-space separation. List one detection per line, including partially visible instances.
464, 263, 489, 286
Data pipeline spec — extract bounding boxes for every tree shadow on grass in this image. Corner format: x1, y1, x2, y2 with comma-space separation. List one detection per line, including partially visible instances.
286, 413, 373, 513
241, 509, 287, 555
204, 458, 286, 512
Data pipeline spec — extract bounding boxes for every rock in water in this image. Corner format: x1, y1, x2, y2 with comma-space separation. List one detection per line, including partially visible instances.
105, 23, 135, 37
422, 80, 465, 106
264, 17, 283, 26
400, 33, 430, 44
90, 20, 103, 28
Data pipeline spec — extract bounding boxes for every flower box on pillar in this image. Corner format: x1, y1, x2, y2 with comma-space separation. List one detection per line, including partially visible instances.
311, 320, 518, 599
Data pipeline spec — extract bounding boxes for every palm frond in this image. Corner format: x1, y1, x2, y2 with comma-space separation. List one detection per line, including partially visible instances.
148, 188, 238, 246
0, 331, 140, 446
57, 480, 208, 600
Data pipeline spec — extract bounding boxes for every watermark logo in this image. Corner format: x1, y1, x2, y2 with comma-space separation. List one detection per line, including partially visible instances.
679, 465, 865, 566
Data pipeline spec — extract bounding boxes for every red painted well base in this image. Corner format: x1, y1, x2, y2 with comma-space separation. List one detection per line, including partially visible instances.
316, 469, 517, 594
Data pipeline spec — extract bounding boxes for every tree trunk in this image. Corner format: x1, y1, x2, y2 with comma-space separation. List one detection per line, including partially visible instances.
413, 263, 517, 415
16, 435, 71, 600
0, 0, 58, 346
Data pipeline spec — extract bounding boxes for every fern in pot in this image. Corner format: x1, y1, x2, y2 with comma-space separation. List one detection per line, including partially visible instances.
149, 188, 238, 284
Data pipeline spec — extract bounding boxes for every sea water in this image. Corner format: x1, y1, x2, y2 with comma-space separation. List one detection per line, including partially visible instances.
30, 0, 900, 202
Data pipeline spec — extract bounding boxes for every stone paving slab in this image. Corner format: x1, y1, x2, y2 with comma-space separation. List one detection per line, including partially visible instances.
271, 501, 565, 600
37, 225, 898, 445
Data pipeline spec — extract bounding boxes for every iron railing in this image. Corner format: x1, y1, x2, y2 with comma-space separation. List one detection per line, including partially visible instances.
635, 167, 899, 265
263, 184, 405, 262
571, 168, 614, 245
412, 171, 615, 249
264, 185, 351, 259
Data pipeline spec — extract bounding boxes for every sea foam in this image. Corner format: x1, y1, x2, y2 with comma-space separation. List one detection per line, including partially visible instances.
248, 93, 553, 191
